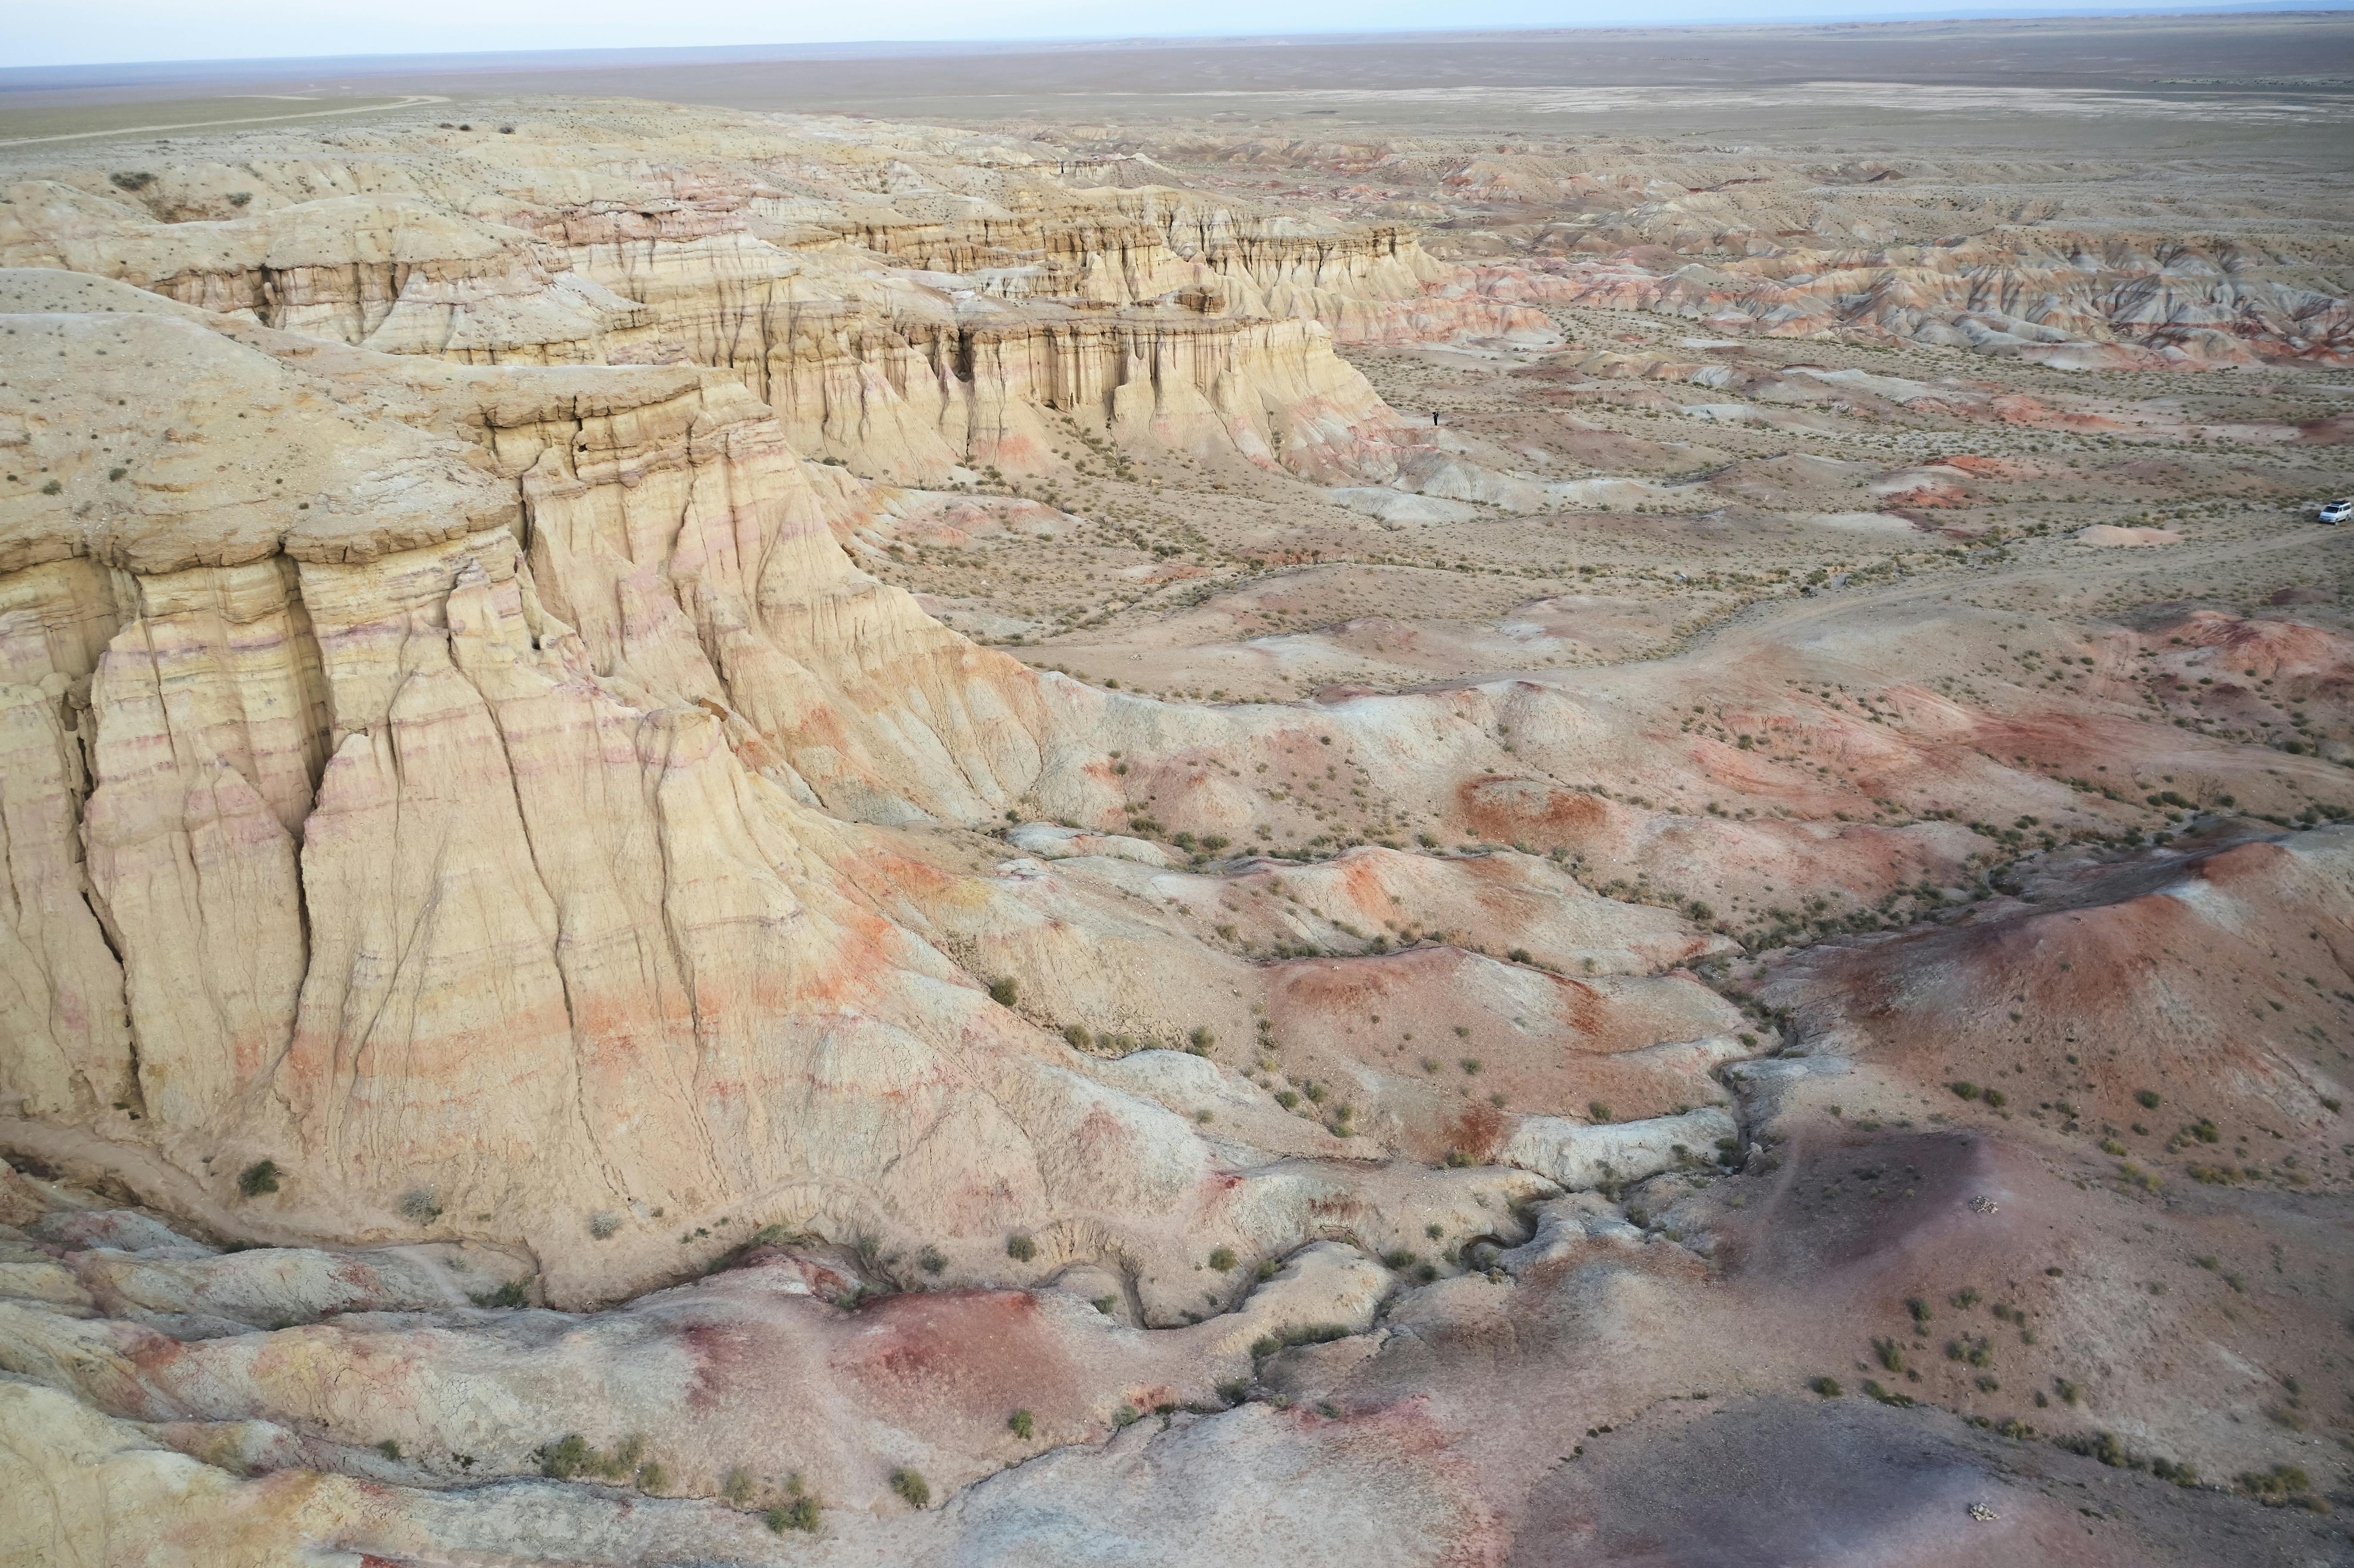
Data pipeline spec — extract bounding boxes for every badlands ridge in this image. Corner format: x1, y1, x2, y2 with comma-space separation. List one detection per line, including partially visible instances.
0, 95, 2351, 1565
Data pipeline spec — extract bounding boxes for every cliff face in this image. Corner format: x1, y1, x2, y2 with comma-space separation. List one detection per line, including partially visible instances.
0, 114, 1555, 489
7, 87, 2354, 1568
0, 255, 1600, 1310
0, 183, 649, 361
821, 186, 1552, 346
587, 263, 1408, 483
1499, 242, 2354, 367
1388, 143, 2354, 367
0, 239, 1761, 1316
0, 277, 1133, 1302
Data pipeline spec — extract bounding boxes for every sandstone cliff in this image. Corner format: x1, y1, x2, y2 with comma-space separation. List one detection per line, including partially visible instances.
8, 93, 2348, 1568
0, 108, 1561, 490
0, 266, 1732, 1316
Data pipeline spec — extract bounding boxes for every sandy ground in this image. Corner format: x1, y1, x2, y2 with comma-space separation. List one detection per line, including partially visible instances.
6, 22, 2354, 1562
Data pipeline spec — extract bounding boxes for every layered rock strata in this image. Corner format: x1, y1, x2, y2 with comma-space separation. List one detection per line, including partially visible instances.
0, 269, 1724, 1317
0, 108, 1561, 489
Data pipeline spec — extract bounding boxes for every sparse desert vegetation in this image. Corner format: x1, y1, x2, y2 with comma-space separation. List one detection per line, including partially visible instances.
1, 15, 2352, 1567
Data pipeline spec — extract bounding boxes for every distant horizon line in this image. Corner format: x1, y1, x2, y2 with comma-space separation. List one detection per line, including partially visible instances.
5, 2, 2350, 83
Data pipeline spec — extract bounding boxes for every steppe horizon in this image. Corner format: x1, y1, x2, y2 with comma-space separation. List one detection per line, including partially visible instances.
9, 3, 2352, 72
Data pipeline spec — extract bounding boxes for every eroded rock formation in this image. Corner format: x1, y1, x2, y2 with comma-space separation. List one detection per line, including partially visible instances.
0, 109, 1561, 491
3, 90, 2351, 1568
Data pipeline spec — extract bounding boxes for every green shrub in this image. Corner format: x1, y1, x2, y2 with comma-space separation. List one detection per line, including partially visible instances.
723, 1467, 756, 1507
540, 1433, 660, 1484
376, 1439, 402, 1460
1809, 1376, 1843, 1397
2135, 1089, 2161, 1109
1949, 1081, 1979, 1101
2238, 1462, 2311, 1496
988, 977, 1019, 1007
542, 1434, 592, 1479
889, 1468, 930, 1509
1006, 1233, 1037, 1262
1872, 1338, 1906, 1373
1009, 1409, 1034, 1440
1252, 1323, 1350, 1360
1208, 1246, 1236, 1271
918, 1244, 946, 1274
471, 1279, 529, 1308
765, 1494, 821, 1533
238, 1159, 281, 1197
1063, 1023, 1091, 1048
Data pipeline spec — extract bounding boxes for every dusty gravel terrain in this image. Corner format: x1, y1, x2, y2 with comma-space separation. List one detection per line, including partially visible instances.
3, 19, 2354, 1567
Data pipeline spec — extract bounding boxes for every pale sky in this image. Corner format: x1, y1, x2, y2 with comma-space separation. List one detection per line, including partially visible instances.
1, 0, 2261, 71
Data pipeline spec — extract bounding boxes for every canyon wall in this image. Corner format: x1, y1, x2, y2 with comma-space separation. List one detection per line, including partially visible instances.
0, 272, 1157, 1305
0, 261, 1633, 1310
0, 109, 1558, 491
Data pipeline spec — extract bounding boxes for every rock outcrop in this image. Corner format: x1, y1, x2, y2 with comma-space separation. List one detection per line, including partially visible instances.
0, 108, 1563, 489
0, 264, 1719, 1319
1495, 243, 2354, 367
7, 87, 2352, 1568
